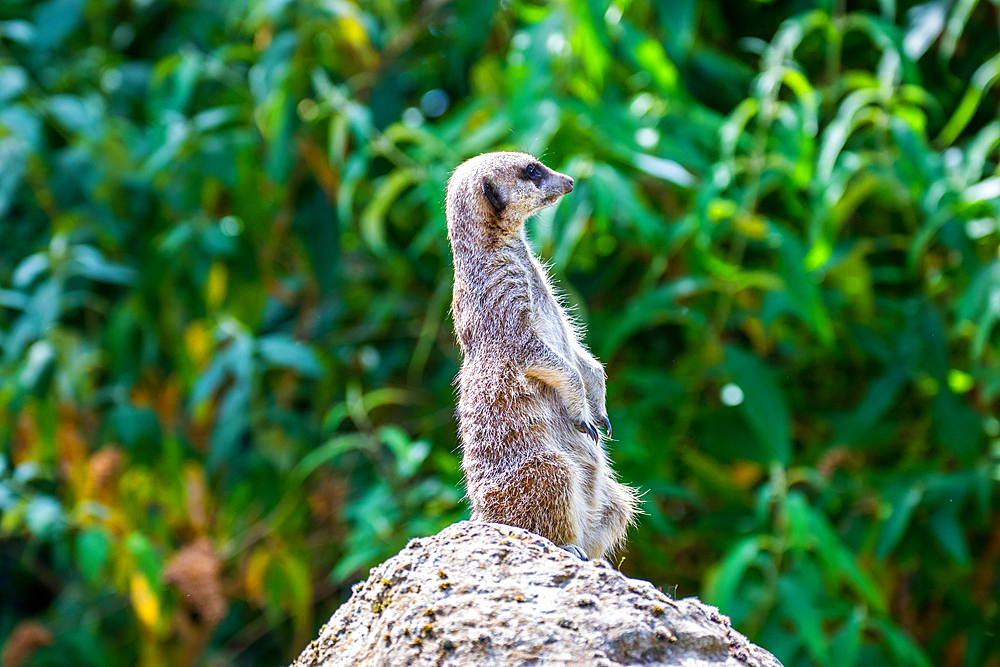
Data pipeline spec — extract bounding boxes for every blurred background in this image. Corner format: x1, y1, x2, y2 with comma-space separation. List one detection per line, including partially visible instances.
0, 0, 998, 665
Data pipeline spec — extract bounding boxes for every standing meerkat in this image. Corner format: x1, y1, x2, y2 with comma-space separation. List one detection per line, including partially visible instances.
446, 151, 639, 560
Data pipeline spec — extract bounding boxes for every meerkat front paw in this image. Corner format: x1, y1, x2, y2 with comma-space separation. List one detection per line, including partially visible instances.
573, 418, 600, 443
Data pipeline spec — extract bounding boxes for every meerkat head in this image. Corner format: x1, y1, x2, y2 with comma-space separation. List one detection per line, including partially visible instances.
447, 151, 574, 236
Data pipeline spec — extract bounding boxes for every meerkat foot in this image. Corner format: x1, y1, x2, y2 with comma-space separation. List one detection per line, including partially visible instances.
560, 544, 588, 560
573, 419, 600, 443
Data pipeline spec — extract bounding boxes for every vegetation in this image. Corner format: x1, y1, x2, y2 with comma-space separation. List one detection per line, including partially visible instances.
0, 0, 998, 665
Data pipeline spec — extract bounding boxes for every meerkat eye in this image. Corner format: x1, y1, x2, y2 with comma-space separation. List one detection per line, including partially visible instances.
522, 163, 543, 183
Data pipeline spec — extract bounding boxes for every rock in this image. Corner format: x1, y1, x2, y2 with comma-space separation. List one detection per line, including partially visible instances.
290, 521, 783, 667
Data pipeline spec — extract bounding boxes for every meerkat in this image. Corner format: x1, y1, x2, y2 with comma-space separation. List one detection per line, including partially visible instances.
445, 151, 639, 560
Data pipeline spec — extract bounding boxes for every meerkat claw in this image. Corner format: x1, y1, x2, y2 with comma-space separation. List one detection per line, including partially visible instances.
599, 415, 612, 438
560, 544, 588, 560
574, 419, 600, 442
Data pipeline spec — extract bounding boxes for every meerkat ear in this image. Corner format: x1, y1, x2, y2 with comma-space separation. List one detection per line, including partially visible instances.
481, 178, 506, 215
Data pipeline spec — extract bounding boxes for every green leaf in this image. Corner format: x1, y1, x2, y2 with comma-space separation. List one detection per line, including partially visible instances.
257, 335, 323, 377
940, 0, 978, 60
956, 260, 1000, 359
0, 67, 27, 104
653, 0, 697, 54
71, 245, 137, 285
0, 135, 28, 219
816, 89, 880, 183
11, 253, 48, 288
601, 278, 707, 356
292, 433, 368, 480
48, 95, 104, 140
359, 169, 420, 255
379, 426, 430, 479
877, 484, 924, 560
125, 532, 162, 593
902, 1, 945, 60
777, 574, 829, 663
936, 52, 1000, 146
720, 98, 759, 162
788, 493, 887, 613
624, 31, 679, 94
869, 617, 934, 667
31, 0, 85, 50
209, 384, 250, 470
108, 404, 161, 450
703, 535, 761, 611
278, 551, 312, 637
19, 340, 55, 390
725, 346, 791, 464
928, 509, 970, 566
0, 21, 35, 44
25, 495, 63, 536
831, 606, 867, 667
836, 366, 909, 445
932, 390, 981, 461
775, 229, 834, 346
77, 528, 111, 585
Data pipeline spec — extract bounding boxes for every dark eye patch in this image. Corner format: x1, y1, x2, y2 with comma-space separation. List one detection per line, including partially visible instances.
520, 163, 544, 184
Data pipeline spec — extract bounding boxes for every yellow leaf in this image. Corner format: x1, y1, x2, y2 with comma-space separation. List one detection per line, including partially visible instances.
337, 18, 376, 68
338, 17, 370, 50
206, 262, 228, 309
183, 463, 209, 531
245, 548, 271, 605
733, 213, 768, 240
729, 461, 764, 489
740, 317, 770, 355
185, 320, 211, 368
130, 573, 160, 629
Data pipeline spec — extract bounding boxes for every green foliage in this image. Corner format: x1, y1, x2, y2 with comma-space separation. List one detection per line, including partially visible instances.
0, 1, 998, 666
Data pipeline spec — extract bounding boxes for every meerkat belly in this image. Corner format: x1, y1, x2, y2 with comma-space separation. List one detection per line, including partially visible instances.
527, 299, 589, 426
533, 297, 570, 349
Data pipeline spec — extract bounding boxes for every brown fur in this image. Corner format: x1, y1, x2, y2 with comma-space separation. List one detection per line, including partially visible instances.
446, 151, 640, 560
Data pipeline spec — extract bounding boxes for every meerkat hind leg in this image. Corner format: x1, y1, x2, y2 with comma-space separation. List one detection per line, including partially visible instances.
471, 451, 581, 550
590, 481, 640, 558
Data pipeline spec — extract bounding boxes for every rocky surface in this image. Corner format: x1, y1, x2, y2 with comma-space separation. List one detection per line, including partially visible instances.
291, 521, 783, 667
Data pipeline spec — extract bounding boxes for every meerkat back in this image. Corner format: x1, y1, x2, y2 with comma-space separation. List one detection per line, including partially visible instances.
445, 151, 639, 560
